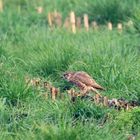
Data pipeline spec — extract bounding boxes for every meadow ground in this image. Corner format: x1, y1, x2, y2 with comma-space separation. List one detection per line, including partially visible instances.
0, 0, 140, 140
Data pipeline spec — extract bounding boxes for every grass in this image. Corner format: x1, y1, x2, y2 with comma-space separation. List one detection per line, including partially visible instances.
0, 0, 140, 140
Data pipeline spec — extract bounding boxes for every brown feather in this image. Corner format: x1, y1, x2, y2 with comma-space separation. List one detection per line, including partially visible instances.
92, 83, 105, 90
64, 71, 105, 91
72, 71, 96, 86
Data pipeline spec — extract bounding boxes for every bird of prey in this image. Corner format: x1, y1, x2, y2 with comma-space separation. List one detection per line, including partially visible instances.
63, 71, 105, 96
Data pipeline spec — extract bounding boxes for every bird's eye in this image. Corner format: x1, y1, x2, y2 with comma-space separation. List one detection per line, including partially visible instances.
64, 74, 67, 77
64, 74, 69, 78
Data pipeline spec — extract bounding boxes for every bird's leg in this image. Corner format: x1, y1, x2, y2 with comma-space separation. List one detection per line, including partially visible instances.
81, 87, 88, 96
91, 87, 102, 97
76, 82, 88, 97
77, 87, 88, 97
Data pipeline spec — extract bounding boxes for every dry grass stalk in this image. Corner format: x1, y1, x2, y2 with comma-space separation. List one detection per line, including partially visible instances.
127, 135, 135, 140
94, 94, 100, 104
84, 14, 89, 31
108, 22, 112, 30
70, 11, 76, 33
126, 20, 133, 27
91, 21, 98, 30
47, 12, 53, 27
69, 90, 139, 110
44, 81, 52, 90
67, 88, 78, 97
54, 11, 62, 27
25, 77, 139, 109
44, 81, 59, 101
30, 78, 41, 87
76, 17, 81, 29
117, 23, 122, 32
50, 87, 59, 101
37, 6, 43, 14
25, 76, 41, 87
0, 0, 3, 12
103, 96, 108, 106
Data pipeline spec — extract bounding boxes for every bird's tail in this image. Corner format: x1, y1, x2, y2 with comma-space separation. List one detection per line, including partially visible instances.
93, 83, 105, 90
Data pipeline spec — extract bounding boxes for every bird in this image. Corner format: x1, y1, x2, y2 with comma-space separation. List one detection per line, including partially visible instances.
63, 71, 105, 96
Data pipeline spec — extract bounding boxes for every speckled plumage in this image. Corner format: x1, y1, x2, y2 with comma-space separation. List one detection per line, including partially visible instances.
63, 71, 105, 95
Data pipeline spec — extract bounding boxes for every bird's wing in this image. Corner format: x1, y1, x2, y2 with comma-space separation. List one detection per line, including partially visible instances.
73, 71, 105, 90
68, 78, 85, 90
73, 71, 96, 86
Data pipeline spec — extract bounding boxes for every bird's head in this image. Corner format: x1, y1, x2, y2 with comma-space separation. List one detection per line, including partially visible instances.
63, 72, 74, 81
